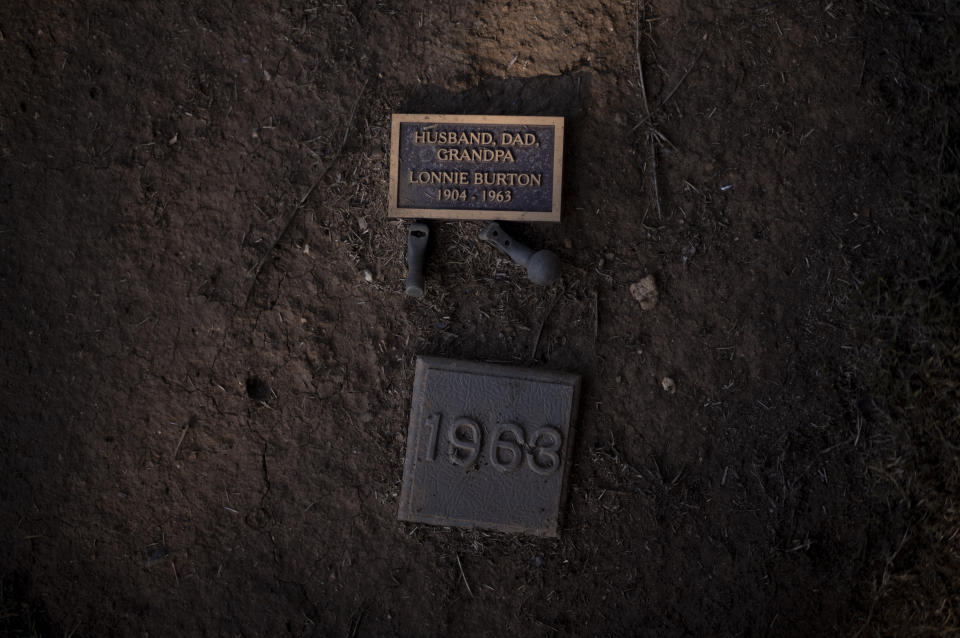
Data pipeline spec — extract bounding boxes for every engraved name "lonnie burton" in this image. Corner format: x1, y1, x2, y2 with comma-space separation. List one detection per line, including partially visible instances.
408, 170, 542, 187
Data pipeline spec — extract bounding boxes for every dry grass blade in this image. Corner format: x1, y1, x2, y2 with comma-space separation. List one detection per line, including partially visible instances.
634, 0, 663, 218
173, 420, 190, 459
456, 553, 474, 597
530, 290, 561, 360
634, 1, 651, 118
631, 47, 705, 133
648, 132, 662, 220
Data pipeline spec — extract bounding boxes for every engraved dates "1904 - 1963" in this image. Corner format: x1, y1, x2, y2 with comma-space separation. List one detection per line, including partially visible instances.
422, 413, 562, 476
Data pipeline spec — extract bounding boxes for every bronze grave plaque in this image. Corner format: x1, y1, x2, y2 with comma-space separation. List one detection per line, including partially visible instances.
397, 356, 580, 537
388, 114, 564, 222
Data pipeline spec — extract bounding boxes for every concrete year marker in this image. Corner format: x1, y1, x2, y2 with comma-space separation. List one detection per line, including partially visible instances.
388, 114, 565, 222
397, 356, 581, 537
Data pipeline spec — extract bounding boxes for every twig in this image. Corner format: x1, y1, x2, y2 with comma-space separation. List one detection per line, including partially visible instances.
346, 602, 367, 638
592, 290, 599, 341
173, 421, 191, 459
635, 1, 662, 219
649, 133, 663, 219
530, 291, 561, 360
456, 553, 474, 597
631, 46, 705, 133
852, 527, 911, 638
243, 78, 368, 306
634, 1, 651, 117
339, 78, 368, 153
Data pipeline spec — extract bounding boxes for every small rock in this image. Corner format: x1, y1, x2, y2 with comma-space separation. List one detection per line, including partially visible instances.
661, 377, 676, 394
363, 269, 373, 282
630, 275, 659, 310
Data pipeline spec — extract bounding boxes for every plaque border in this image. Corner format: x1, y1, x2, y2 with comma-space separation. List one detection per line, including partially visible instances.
388, 114, 564, 222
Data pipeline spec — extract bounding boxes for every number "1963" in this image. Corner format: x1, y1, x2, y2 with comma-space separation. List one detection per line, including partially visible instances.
422, 413, 562, 476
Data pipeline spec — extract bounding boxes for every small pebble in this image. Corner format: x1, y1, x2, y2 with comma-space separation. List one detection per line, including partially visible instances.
629, 274, 659, 310
363, 269, 373, 282
661, 377, 676, 394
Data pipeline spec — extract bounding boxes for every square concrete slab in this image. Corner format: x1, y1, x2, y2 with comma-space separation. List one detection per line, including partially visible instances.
397, 356, 581, 537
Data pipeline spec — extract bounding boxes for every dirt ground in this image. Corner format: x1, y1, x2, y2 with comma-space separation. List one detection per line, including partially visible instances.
1, 1, 958, 636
